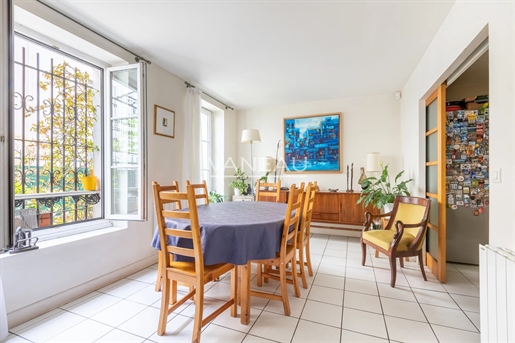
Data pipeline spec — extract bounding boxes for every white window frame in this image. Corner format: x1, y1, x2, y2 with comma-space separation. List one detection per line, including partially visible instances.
200, 107, 212, 190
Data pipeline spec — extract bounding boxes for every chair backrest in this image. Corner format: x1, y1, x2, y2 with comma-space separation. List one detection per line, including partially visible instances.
280, 183, 304, 255
153, 182, 204, 273
387, 196, 431, 250
186, 180, 209, 205
298, 182, 316, 244
256, 179, 281, 202
158, 181, 182, 210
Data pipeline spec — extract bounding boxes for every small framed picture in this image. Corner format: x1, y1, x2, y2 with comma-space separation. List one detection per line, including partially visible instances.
154, 105, 175, 138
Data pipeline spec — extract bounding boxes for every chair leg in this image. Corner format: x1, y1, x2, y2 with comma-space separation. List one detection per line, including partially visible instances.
361, 241, 367, 266
418, 250, 428, 281
230, 267, 238, 317
305, 240, 314, 276
298, 247, 308, 289
279, 263, 291, 316
155, 253, 162, 292
158, 277, 170, 335
256, 263, 263, 287
389, 255, 397, 288
399, 257, 404, 268
191, 282, 204, 343
291, 258, 301, 297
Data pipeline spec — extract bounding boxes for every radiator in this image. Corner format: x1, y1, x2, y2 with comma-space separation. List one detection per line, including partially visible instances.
479, 245, 515, 343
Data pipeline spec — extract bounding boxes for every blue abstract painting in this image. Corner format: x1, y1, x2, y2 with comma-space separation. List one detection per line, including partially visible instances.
284, 113, 341, 172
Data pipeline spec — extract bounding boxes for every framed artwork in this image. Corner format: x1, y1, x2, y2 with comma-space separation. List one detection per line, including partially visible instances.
154, 105, 175, 138
283, 112, 342, 173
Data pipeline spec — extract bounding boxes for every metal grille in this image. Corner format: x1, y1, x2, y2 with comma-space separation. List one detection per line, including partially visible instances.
13, 34, 103, 228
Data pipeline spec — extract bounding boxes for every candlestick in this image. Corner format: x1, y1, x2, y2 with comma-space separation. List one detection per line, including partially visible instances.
350, 163, 354, 192
346, 165, 349, 191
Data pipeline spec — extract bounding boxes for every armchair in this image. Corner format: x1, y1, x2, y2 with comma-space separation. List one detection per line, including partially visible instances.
361, 196, 431, 287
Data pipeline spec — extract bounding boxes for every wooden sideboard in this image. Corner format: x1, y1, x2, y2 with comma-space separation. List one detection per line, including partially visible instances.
311, 191, 378, 227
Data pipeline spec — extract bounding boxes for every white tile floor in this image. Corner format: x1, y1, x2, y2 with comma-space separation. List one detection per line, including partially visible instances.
5, 234, 480, 343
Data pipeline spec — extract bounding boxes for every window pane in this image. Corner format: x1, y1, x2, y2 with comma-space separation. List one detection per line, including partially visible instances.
111, 167, 138, 215
426, 100, 438, 131
200, 112, 208, 140
112, 118, 138, 166
426, 165, 438, 194
426, 132, 438, 162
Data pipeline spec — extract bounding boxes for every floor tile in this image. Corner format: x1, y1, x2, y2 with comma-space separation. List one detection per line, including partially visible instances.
10, 309, 63, 334
324, 248, 347, 258
263, 294, 306, 318
126, 267, 159, 284
291, 319, 341, 342
380, 297, 426, 322
2, 334, 32, 343
248, 310, 298, 343
412, 288, 460, 309
374, 270, 410, 287
321, 255, 346, 266
464, 310, 480, 330
45, 318, 112, 342
341, 308, 387, 339
12, 310, 85, 342
90, 299, 147, 327
117, 306, 162, 338
241, 334, 278, 342
317, 263, 346, 277
384, 316, 438, 342
147, 314, 195, 342
344, 278, 378, 296
431, 324, 480, 343
200, 323, 246, 342
450, 294, 479, 313
212, 307, 260, 333
204, 279, 235, 301
126, 284, 163, 306
95, 328, 146, 343
442, 282, 480, 297
340, 329, 388, 342
97, 279, 149, 299
300, 300, 342, 328
420, 303, 478, 332
313, 273, 345, 290
308, 285, 344, 306
344, 291, 382, 314
345, 267, 376, 282
377, 283, 416, 302
64, 292, 122, 317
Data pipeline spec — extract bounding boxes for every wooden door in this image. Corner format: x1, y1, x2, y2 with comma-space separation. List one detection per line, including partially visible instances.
425, 83, 447, 283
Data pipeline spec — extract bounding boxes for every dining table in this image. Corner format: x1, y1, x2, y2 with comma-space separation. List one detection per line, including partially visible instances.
151, 200, 287, 324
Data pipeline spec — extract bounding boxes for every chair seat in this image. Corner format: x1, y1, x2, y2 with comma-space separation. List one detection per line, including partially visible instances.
168, 261, 233, 280
362, 229, 415, 252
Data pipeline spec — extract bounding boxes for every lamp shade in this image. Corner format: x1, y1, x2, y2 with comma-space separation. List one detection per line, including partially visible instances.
241, 129, 261, 143
366, 152, 380, 172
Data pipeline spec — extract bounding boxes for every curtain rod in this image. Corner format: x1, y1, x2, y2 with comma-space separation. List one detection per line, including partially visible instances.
185, 81, 234, 111
36, 0, 151, 65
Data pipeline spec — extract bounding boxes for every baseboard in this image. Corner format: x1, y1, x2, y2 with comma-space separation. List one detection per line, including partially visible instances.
7, 255, 157, 329
311, 222, 362, 238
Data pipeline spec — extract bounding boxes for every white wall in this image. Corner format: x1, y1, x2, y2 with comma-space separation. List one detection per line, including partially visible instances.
238, 93, 402, 193
400, 2, 514, 250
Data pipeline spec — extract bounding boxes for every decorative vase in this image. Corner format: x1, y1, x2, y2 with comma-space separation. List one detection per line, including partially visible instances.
358, 167, 368, 190
81, 175, 98, 191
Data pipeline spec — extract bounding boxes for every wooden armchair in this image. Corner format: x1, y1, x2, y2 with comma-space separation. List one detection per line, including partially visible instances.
361, 196, 431, 288
255, 179, 281, 202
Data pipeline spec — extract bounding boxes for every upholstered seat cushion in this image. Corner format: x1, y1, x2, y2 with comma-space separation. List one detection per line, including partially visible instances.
363, 229, 415, 252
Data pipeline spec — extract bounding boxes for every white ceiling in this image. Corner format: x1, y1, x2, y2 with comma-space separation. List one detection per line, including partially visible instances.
40, 0, 455, 110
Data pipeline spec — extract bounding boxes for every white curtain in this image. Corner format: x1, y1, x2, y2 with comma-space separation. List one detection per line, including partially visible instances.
183, 87, 202, 184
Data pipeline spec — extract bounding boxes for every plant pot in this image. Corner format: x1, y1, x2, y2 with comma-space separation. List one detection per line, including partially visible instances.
383, 203, 394, 214
234, 188, 241, 196
81, 175, 98, 191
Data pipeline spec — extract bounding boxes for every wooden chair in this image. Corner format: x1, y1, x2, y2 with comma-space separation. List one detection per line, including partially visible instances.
361, 196, 431, 288
255, 179, 281, 202
296, 181, 316, 288
185, 180, 209, 205
155, 181, 182, 292
251, 183, 303, 316
152, 182, 237, 341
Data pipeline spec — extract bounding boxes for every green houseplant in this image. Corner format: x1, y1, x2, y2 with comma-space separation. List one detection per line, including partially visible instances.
229, 167, 248, 195
357, 162, 413, 210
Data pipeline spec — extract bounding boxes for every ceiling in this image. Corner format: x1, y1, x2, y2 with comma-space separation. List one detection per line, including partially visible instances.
38, 0, 455, 110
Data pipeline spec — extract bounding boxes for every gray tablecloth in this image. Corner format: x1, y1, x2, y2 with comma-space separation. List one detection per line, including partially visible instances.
151, 201, 287, 265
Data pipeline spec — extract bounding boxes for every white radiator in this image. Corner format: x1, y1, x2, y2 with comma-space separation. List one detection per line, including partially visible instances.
480, 245, 515, 343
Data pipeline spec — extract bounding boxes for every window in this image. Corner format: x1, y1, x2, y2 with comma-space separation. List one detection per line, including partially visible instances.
10, 15, 146, 241
200, 107, 212, 189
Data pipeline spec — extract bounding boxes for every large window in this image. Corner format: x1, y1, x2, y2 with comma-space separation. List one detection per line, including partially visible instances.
13, 34, 103, 229
200, 107, 212, 190
10, 20, 146, 241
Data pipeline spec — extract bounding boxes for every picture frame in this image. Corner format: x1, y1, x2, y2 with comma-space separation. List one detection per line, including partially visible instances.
283, 112, 342, 173
154, 105, 175, 138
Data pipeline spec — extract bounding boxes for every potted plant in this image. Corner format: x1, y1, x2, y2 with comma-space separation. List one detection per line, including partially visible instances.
229, 167, 248, 196
357, 162, 413, 211
208, 191, 224, 203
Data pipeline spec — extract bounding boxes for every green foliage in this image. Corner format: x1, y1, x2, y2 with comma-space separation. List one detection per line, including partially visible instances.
208, 191, 224, 203
356, 162, 413, 209
229, 167, 248, 194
